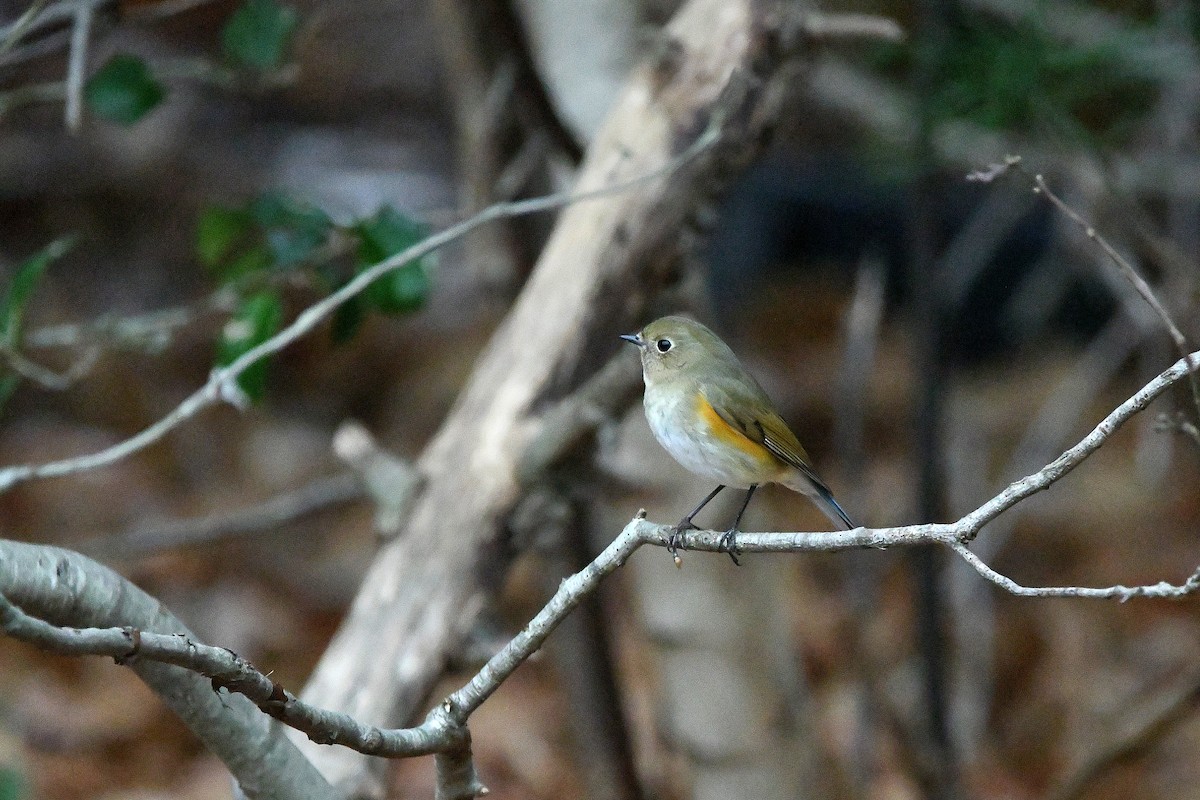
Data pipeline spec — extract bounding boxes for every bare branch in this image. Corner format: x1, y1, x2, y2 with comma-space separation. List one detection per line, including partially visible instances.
77, 471, 365, 559
0, 119, 720, 493
0, 540, 337, 800
799, 11, 905, 42
0, 0, 50, 54
0, 344, 98, 390
968, 156, 1200, 427
957, 349, 1200, 539
63, 0, 92, 133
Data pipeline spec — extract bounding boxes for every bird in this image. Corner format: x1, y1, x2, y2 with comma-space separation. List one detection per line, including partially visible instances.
621, 315, 855, 564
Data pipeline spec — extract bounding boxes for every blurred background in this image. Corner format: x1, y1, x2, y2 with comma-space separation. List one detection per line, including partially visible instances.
1, 0, 1199, 798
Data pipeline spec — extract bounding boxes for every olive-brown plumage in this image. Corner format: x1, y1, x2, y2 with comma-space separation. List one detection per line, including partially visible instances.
622, 315, 854, 563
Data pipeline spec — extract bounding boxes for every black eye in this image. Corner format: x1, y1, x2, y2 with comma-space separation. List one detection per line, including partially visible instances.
656, 338, 672, 353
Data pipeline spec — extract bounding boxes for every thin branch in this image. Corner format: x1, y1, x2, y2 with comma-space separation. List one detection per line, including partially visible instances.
798, 11, 905, 42
0, 540, 336, 800
5, 508, 1199, 785
969, 155, 1200, 428
76, 471, 365, 559
63, 0, 92, 133
0, 0, 50, 54
957, 349, 1199, 539
0, 117, 722, 493
0, 344, 99, 390
1046, 669, 1200, 800
0, 0, 107, 46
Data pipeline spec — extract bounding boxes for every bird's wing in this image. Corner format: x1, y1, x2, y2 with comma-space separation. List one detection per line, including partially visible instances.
705, 382, 853, 519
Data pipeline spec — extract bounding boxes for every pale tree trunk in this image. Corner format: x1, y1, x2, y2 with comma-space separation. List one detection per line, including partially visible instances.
295, 0, 823, 795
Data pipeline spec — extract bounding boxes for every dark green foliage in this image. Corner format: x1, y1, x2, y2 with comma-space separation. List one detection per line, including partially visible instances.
196, 195, 433, 397
354, 206, 433, 314
871, 11, 1159, 145
197, 193, 332, 284
84, 55, 165, 125
221, 0, 299, 72
1, 238, 73, 348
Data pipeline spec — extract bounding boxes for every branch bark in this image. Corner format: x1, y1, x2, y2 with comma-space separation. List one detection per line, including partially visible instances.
0, 540, 336, 800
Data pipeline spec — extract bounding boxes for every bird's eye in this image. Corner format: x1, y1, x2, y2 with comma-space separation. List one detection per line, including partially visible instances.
656, 338, 673, 353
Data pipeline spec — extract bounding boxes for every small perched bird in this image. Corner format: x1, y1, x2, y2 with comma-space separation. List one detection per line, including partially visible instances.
622, 315, 855, 565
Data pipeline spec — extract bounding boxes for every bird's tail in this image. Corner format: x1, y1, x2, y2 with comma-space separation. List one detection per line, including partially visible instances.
783, 469, 856, 530
813, 486, 855, 530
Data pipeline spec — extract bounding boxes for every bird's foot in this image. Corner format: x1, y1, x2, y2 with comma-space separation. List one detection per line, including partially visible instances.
717, 528, 742, 566
667, 519, 699, 565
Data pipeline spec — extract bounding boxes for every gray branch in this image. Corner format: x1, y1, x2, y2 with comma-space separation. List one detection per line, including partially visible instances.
0, 540, 336, 800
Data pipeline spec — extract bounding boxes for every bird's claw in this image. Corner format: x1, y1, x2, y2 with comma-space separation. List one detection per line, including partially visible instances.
717, 529, 742, 566
667, 519, 699, 563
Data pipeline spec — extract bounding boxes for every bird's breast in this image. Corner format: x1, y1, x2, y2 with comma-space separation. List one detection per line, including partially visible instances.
643, 383, 780, 488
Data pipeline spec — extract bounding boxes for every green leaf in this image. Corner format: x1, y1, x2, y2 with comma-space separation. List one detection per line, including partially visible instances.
355, 206, 432, 314
249, 193, 332, 268
1, 237, 74, 348
84, 54, 165, 125
222, 0, 298, 72
216, 290, 284, 402
196, 205, 253, 269
365, 263, 428, 314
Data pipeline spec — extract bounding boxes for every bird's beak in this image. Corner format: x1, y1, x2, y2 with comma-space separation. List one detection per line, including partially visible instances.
620, 333, 643, 347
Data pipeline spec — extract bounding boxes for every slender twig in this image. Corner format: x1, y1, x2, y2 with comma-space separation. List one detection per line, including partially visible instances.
76, 472, 365, 559
3, 512, 1198, 775
956, 349, 1199, 540
0, 0, 50, 54
25, 297, 232, 351
799, 11, 905, 42
1046, 669, 1200, 800
0, 118, 723, 493
969, 156, 1200, 429
0, 0, 106, 38
63, 0, 92, 133
0, 344, 98, 390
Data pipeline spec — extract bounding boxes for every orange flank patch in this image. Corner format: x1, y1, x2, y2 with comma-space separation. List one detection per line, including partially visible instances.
694, 392, 775, 466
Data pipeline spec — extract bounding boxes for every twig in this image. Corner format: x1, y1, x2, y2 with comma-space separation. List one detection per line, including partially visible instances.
969, 156, 1200, 431
0, 0, 50, 54
1046, 669, 1200, 800
63, 0, 92, 133
76, 471, 365, 559
0, 344, 98, 390
0, 117, 722, 493
798, 11, 905, 42
957, 349, 1200, 540
0, 0, 107, 46
3, 512, 1197, 790
332, 421, 421, 537
0, 540, 336, 800
25, 297, 232, 352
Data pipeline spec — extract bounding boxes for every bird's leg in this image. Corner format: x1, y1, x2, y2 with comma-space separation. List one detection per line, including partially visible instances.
669, 485, 725, 558
718, 485, 758, 566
